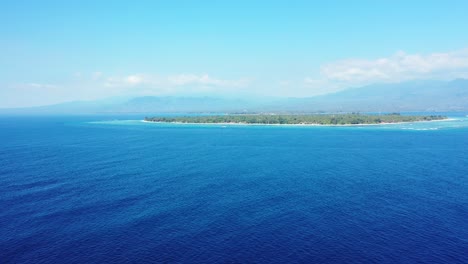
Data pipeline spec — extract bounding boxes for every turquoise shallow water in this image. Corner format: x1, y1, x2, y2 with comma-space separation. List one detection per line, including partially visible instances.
96, 114, 466, 131
1, 114, 468, 263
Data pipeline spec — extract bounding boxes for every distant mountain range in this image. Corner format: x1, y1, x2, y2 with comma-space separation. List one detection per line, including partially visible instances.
279, 79, 468, 112
2, 79, 467, 114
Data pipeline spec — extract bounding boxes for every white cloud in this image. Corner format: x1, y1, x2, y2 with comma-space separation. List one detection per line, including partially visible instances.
167, 74, 249, 87
104, 73, 250, 89
125, 74, 144, 85
320, 48, 468, 85
26, 83, 57, 89
8, 48, 468, 107
104, 74, 152, 87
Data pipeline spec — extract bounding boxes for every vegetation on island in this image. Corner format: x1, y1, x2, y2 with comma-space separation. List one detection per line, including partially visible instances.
144, 113, 447, 125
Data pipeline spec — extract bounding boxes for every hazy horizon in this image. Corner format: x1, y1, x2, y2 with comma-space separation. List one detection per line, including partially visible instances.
2, 1, 468, 108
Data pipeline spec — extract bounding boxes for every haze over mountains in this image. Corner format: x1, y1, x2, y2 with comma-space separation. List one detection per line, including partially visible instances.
2, 79, 467, 114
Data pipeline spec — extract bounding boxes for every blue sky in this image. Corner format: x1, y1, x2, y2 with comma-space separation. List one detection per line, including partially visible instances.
1, 0, 468, 107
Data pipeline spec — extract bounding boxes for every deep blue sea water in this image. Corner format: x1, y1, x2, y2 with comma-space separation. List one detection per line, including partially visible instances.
1, 114, 468, 263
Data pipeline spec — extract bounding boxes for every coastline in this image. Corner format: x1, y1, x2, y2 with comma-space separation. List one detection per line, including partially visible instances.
141, 118, 455, 127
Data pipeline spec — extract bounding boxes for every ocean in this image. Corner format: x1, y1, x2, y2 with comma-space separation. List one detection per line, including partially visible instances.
1, 114, 467, 263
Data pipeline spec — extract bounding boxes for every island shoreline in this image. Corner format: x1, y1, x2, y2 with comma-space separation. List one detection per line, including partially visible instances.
141, 118, 454, 127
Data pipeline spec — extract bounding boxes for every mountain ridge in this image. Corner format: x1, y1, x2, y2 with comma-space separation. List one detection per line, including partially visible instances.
1, 79, 467, 114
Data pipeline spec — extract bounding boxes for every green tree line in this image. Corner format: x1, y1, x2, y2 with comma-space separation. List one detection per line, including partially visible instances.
144, 114, 446, 125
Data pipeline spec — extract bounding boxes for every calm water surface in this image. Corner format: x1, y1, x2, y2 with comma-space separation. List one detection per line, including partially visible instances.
1, 114, 467, 263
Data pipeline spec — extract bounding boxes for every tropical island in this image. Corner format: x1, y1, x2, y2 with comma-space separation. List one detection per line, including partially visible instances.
144, 113, 447, 125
